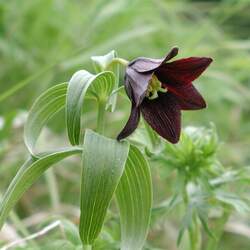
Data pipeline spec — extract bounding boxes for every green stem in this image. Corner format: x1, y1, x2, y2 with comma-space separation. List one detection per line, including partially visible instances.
96, 99, 106, 135
188, 216, 201, 250
183, 185, 189, 205
82, 245, 92, 250
108, 58, 129, 68
182, 187, 201, 250
9, 211, 30, 236
45, 169, 60, 212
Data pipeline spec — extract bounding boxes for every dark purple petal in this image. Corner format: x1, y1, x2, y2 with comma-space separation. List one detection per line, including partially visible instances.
165, 84, 206, 110
129, 47, 179, 73
117, 104, 140, 141
156, 57, 212, 85
141, 93, 181, 143
125, 67, 152, 107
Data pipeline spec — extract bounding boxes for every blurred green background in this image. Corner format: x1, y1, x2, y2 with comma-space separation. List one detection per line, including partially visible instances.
0, 0, 250, 249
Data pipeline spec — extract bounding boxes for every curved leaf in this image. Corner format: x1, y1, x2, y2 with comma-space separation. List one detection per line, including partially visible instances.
91, 50, 120, 111
79, 129, 129, 244
87, 70, 115, 101
116, 145, 152, 250
0, 147, 82, 230
66, 70, 115, 146
24, 83, 68, 155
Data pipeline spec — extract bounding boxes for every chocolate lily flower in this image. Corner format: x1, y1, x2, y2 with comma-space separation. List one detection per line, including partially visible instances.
117, 47, 213, 143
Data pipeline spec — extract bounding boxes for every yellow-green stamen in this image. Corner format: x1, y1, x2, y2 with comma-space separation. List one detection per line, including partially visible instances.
146, 75, 167, 100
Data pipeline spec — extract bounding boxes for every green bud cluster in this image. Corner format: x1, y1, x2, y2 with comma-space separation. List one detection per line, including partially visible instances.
164, 124, 219, 183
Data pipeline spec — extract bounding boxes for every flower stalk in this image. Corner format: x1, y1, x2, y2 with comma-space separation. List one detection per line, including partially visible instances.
108, 58, 129, 68
189, 216, 202, 250
82, 245, 92, 250
96, 99, 106, 135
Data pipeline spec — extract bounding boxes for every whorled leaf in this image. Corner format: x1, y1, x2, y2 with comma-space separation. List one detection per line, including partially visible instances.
115, 145, 152, 250
79, 129, 129, 245
0, 147, 82, 230
66, 70, 115, 146
24, 83, 68, 155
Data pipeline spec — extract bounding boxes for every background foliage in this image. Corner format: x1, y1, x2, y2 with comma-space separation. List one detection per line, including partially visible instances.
0, 0, 250, 249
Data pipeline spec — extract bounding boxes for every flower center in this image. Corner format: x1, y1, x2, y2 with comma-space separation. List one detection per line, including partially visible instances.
146, 75, 167, 100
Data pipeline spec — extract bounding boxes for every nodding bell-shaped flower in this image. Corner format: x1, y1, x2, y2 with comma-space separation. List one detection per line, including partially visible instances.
117, 47, 213, 143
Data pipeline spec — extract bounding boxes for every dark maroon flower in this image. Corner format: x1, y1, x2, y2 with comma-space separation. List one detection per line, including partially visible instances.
117, 47, 213, 143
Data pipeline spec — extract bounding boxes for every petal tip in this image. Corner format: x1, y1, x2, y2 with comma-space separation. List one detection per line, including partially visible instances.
199, 95, 207, 109
164, 46, 179, 62
166, 130, 180, 144
171, 46, 179, 56
207, 57, 213, 63
167, 136, 180, 144
116, 105, 140, 141
116, 134, 123, 141
203, 57, 213, 67
171, 138, 180, 144
202, 101, 207, 109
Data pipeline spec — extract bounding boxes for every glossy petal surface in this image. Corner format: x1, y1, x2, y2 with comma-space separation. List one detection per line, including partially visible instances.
129, 47, 179, 73
165, 84, 206, 110
141, 93, 181, 143
117, 104, 140, 141
125, 67, 152, 107
156, 57, 212, 85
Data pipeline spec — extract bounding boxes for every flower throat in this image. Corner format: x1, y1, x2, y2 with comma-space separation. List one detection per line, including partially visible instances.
146, 75, 167, 100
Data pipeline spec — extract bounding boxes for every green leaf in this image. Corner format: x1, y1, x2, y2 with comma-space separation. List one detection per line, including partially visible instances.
152, 194, 182, 216
215, 191, 250, 213
24, 83, 68, 155
91, 50, 120, 112
116, 145, 152, 250
79, 129, 129, 245
177, 204, 194, 246
0, 147, 81, 230
66, 70, 115, 145
197, 211, 215, 239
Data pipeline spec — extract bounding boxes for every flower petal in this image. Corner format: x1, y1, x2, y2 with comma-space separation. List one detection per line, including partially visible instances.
125, 67, 152, 107
117, 104, 140, 141
141, 93, 181, 143
129, 47, 179, 73
156, 57, 212, 85
166, 84, 206, 110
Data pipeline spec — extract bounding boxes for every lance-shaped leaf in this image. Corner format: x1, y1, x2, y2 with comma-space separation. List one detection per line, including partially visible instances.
66, 70, 115, 146
24, 83, 68, 155
79, 129, 129, 245
116, 145, 152, 250
0, 147, 82, 230
91, 50, 120, 111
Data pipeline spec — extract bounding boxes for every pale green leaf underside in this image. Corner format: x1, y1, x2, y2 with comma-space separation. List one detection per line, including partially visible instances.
106, 51, 119, 112
24, 83, 68, 155
116, 145, 152, 250
91, 50, 119, 112
0, 147, 82, 230
66, 70, 115, 146
79, 129, 129, 244
91, 50, 116, 72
